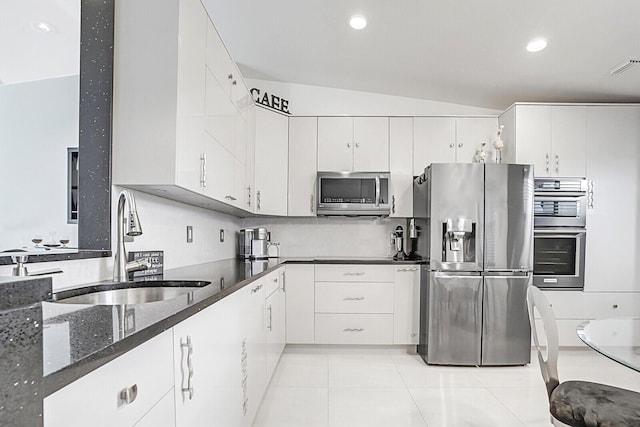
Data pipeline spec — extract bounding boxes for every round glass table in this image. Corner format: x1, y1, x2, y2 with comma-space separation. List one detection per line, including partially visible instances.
577, 318, 640, 372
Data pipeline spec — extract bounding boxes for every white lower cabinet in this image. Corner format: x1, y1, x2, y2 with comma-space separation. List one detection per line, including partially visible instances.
44, 330, 175, 427
265, 269, 286, 380
313, 264, 418, 345
284, 264, 315, 344
133, 390, 176, 427
393, 266, 420, 345
239, 280, 267, 427
173, 290, 244, 427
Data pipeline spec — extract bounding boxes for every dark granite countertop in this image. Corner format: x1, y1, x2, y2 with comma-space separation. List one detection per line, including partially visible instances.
42, 257, 423, 396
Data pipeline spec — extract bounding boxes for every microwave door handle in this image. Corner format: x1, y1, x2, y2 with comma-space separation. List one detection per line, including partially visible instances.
375, 175, 380, 207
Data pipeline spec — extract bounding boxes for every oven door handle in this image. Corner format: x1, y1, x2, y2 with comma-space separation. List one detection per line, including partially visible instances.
534, 229, 586, 235
374, 175, 380, 207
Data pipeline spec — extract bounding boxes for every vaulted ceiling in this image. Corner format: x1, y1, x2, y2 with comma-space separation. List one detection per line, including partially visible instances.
202, 0, 640, 110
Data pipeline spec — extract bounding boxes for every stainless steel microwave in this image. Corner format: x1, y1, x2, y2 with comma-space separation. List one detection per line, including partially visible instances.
316, 172, 390, 216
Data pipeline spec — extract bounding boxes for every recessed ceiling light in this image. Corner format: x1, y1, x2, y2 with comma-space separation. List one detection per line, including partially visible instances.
31, 21, 55, 33
349, 15, 367, 30
526, 39, 547, 53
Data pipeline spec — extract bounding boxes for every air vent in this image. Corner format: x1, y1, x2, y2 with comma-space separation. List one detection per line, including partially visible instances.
610, 59, 640, 76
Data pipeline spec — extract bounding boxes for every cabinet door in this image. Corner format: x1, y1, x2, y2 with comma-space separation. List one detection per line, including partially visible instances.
515, 105, 551, 176
175, 118, 207, 193
455, 117, 498, 164
254, 107, 289, 215
551, 106, 586, 177
318, 117, 353, 171
176, 0, 207, 118
266, 273, 286, 381
353, 117, 389, 171
45, 330, 174, 427
288, 117, 318, 216
202, 132, 235, 202
245, 105, 256, 212
413, 117, 456, 175
393, 266, 420, 345
241, 281, 267, 427
585, 106, 640, 292
390, 117, 413, 217
285, 264, 315, 344
174, 292, 244, 427
205, 18, 232, 98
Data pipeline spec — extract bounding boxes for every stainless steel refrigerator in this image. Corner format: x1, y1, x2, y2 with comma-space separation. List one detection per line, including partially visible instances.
414, 163, 533, 366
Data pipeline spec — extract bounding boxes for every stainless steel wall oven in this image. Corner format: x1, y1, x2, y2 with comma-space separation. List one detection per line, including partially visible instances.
533, 177, 587, 289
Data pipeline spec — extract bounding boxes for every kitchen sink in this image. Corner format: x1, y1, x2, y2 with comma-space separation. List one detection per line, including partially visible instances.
53, 280, 211, 305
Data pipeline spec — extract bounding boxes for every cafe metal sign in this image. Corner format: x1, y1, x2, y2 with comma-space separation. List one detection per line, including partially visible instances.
250, 88, 290, 114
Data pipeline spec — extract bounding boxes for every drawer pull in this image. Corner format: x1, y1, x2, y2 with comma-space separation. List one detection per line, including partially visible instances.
410, 333, 417, 337
343, 328, 365, 332
344, 272, 365, 276
119, 384, 138, 405
397, 267, 419, 272
251, 284, 262, 293
343, 297, 365, 301
613, 304, 619, 309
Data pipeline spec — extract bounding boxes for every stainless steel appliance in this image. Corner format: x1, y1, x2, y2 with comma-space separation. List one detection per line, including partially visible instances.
392, 226, 406, 260
238, 227, 269, 259
414, 163, 533, 366
533, 177, 587, 289
316, 172, 390, 216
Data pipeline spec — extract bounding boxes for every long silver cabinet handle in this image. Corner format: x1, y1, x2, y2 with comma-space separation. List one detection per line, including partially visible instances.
343, 272, 365, 276
587, 180, 594, 209
257, 190, 261, 210
392, 195, 396, 214
267, 305, 272, 331
246, 186, 251, 207
250, 284, 263, 293
119, 384, 138, 405
310, 194, 314, 213
343, 328, 365, 332
282, 271, 286, 292
201, 154, 207, 187
181, 335, 194, 400
343, 297, 365, 301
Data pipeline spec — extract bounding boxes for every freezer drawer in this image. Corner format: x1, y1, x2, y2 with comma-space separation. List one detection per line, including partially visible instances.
481, 274, 531, 365
425, 272, 482, 366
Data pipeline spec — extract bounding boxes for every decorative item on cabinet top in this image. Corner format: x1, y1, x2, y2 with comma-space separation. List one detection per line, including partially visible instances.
250, 88, 290, 114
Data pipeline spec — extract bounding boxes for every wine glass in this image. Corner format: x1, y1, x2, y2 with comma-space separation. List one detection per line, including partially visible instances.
60, 235, 70, 248
32, 235, 43, 248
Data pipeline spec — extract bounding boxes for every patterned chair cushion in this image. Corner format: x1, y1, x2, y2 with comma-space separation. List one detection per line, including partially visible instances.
551, 380, 640, 427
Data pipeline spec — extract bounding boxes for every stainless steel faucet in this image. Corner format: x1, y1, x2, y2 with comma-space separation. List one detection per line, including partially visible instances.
113, 189, 147, 282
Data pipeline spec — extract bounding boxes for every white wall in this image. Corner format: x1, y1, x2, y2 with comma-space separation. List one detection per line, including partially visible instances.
0, 187, 241, 291
0, 75, 79, 251
247, 78, 501, 116
241, 216, 407, 259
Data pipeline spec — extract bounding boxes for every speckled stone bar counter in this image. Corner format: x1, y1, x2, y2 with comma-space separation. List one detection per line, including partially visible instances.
0, 276, 52, 427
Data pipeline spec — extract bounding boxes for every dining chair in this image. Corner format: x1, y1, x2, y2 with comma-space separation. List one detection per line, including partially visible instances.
526, 285, 640, 427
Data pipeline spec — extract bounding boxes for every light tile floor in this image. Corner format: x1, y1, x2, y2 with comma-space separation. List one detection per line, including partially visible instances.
253, 346, 640, 427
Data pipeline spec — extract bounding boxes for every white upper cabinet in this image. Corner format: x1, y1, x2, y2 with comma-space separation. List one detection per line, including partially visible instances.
585, 106, 640, 292
455, 118, 500, 164
288, 117, 318, 216
508, 104, 586, 177
318, 117, 389, 172
254, 107, 289, 216
413, 117, 498, 174
389, 117, 414, 217
413, 118, 456, 172
112, 0, 254, 213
